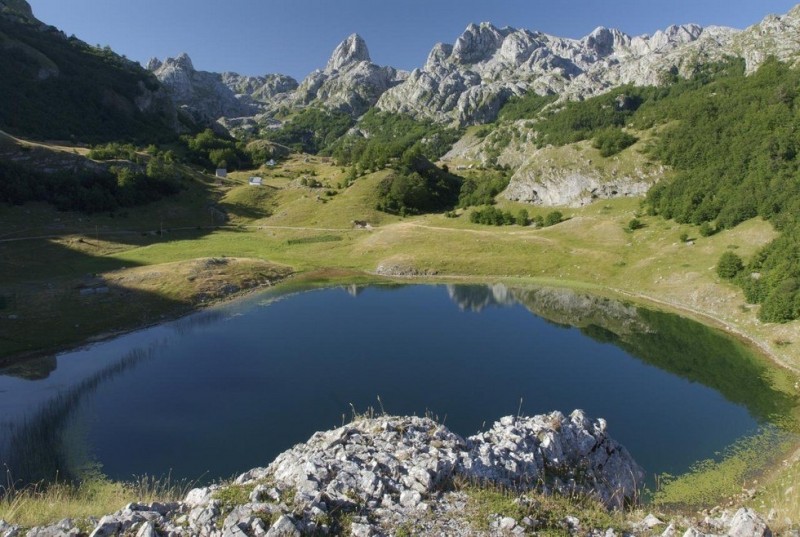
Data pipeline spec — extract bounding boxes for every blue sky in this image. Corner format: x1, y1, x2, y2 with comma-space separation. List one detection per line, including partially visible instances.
26, 0, 800, 80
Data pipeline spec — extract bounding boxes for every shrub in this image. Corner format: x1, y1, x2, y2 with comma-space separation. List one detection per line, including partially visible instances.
592, 128, 638, 157
544, 211, 563, 227
699, 222, 716, 237
627, 218, 644, 231
717, 251, 744, 279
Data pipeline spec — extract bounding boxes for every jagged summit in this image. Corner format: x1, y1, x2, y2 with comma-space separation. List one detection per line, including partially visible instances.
165, 52, 195, 72
452, 22, 511, 64
325, 33, 371, 72
148, 4, 800, 129
145, 58, 162, 71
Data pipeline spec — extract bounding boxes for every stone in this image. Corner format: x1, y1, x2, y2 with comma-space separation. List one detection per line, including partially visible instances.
222, 525, 249, 537
727, 508, 772, 537
135, 522, 158, 537
461, 412, 644, 509
88, 516, 121, 537
184, 486, 219, 507
643, 513, 665, 528
349, 522, 374, 537
400, 490, 423, 508
266, 515, 300, 537
499, 516, 517, 530
683, 529, 709, 537
24, 523, 79, 537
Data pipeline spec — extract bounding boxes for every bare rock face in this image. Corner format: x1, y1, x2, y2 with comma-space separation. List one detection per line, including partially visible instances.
504, 169, 653, 207
376, 20, 716, 126
325, 33, 371, 73
149, 53, 299, 124
149, 53, 264, 122
729, 5, 800, 73
151, 6, 800, 130
464, 411, 644, 509
378, 7, 800, 126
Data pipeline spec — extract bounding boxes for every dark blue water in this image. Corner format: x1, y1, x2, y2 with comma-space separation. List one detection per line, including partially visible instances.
0, 284, 784, 486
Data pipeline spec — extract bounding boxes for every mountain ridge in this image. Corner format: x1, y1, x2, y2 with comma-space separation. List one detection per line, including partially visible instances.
147, 4, 800, 131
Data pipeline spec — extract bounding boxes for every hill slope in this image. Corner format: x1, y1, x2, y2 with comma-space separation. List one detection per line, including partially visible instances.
0, 0, 180, 142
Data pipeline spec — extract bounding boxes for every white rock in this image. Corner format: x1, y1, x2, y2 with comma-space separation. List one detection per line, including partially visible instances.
727, 508, 772, 537
266, 515, 300, 537
400, 490, 423, 507
499, 516, 517, 530
135, 521, 157, 537
643, 514, 665, 528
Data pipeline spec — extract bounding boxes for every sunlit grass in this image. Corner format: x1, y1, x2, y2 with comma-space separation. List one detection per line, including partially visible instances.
753, 456, 800, 533
0, 474, 190, 529
652, 430, 793, 510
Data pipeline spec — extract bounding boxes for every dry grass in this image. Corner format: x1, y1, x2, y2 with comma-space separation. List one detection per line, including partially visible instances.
751, 453, 800, 533
0, 475, 190, 529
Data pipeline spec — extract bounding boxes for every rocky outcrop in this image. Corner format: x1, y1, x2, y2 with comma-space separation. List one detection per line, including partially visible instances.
201, 411, 643, 534
728, 5, 800, 73
4, 412, 781, 537
149, 53, 266, 122
504, 169, 653, 207
0, 412, 649, 536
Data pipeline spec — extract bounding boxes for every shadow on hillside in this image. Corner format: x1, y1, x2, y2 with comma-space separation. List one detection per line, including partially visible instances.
0, 234, 210, 374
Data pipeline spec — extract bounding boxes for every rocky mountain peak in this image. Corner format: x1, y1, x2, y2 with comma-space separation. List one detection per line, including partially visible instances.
452, 21, 509, 64
584, 27, 618, 56
169, 52, 195, 72
583, 26, 636, 57
145, 58, 163, 71
325, 33, 371, 72
425, 42, 454, 70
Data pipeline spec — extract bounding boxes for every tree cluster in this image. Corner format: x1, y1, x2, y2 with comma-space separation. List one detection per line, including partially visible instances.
469, 206, 530, 226
263, 108, 354, 154
375, 148, 462, 216
0, 157, 182, 213
328, 109, 462, 172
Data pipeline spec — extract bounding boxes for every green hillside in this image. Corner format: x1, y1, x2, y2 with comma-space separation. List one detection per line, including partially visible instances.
0, 8, 178, 143
489, 58, 800, 322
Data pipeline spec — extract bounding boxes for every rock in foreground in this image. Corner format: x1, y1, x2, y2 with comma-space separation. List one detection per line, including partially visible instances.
8, 411, 661, 536
192, 410, 642, 535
